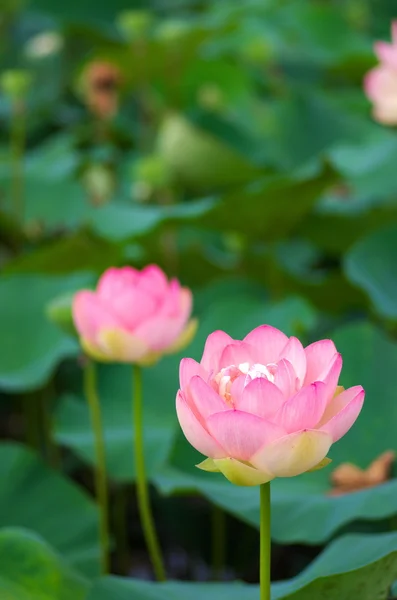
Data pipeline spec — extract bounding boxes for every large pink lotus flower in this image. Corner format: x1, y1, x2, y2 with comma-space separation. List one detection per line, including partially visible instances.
176, 326, 364, 486
364, 21, 397, 124
73, 265, 196, 365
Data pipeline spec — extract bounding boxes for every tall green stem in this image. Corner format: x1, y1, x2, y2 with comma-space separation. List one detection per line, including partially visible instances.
83, 360, 110, 574
260, 482, 271, 600
132, 365, 166, 581
11, 99, 25, 222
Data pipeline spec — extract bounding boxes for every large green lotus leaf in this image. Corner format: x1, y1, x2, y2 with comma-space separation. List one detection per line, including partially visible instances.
200, 164, 336, 240
0, 443, 100, 577
297, 201, 397, 257
0, 273, 94, 392
344, 224, 397, 320
55, 286, 317, 482
331, 132, 397, 196
155, 321, 397, 544
157, 112, 262, 191
0, 528, 89, 600
87, 531, 397, 600
4, 232, 122, 275
0, 173, 93, 233
89, 197, 216, 242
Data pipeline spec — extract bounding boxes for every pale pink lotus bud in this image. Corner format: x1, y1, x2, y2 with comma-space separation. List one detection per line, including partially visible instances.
73, 265, 196, 365
176, 326, 364, 486
364, 21, 397, 124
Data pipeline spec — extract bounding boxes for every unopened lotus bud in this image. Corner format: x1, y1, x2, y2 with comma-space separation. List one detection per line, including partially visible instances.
83, 164, 115, 206
1, 70, 32, 101
155, 19, 190, 44
78, 61, 122, 119
197, 83, 225, 112
240, 38, 274, 64
117, 10, 154, 41
134, 154, 171, 188
46, 292, 77, 337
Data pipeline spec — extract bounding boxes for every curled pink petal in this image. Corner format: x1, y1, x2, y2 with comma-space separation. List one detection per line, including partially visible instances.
321, 353, 343, 404
278, 336, 306, 384
235, 378, 285, 419
188, 376, 227, 420
180, 358, 209, 389
206, 410, 285, 462
274, 382, 327, 432
251, 430, 332, 477
273, 359, 299, 398
243, 325, 289, 364
319, 386, 365, 442
201, 330, 234, 372
219, 342, 256, 370
72, 291, 122, 344
176, 391, 226, 459
304, 339, 338, 384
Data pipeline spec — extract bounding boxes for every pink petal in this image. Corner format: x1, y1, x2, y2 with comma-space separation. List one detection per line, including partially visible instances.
188, 375, 227, 419
201, 330, 234, 372
179, 358, 209, 389
229, 374, 246, 404
72, 291, 122, 343
158, 279, 182, 317
138, 264, 169, 297
375, 41, 397, 69
206, 410, 285, 462
319, 386, 365, 442
176, 391, 226, 459
108, 288, 158, 331
219, 342, 256, 370
304, 339, 338, 384
392, 21, 397, 44
235, 378, 285, 419
251, 430, 332, 477
133, 312, 188, 352
97, 267, 139, 301
279, 337, 306, 384
274, 382, 327, 433
243, 325, 289, 364
273, 359, 299, 397
322, 353, 343, 404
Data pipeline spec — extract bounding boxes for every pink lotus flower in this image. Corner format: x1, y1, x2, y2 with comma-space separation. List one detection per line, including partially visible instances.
73, 265, 196, 365
364, 21, 397, 124
176, 326, 364, 486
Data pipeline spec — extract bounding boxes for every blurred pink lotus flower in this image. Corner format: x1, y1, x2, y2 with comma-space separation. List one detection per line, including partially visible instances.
176, 326, 364, 486
73, 265, 196, 365
364, 21, 397, 124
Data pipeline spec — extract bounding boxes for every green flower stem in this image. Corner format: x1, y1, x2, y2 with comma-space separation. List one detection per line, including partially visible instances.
260, 482, 271, 600
212, 504, 226, 580
132, 365, 166, 581
10, 99, 25, 222
83, 359, 110, 574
